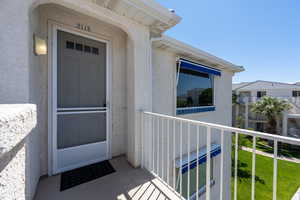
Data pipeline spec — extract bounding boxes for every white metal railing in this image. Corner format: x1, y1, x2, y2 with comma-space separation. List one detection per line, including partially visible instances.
141, 111, 300, 200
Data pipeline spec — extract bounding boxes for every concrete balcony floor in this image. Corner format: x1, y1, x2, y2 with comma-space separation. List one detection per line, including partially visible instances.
34, 156, 180, 200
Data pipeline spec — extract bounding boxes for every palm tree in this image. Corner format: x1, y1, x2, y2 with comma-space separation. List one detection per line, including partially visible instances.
251, 96, 291, 134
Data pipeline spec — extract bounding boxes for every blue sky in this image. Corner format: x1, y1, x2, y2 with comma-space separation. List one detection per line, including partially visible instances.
155, 0, 300, 83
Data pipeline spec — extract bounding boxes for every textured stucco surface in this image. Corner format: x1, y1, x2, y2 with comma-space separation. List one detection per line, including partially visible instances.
1, 0, 152, 175
152, 47, 234, 200
0, 104, 39, 200
37, 4, 129, 174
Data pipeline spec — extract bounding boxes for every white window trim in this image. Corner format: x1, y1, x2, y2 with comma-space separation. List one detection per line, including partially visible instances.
175, 61, 217, 115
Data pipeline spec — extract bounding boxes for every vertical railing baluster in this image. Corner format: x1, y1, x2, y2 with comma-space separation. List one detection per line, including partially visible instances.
180, 121, 183, 197
146, 114, 148, 169
173, 119, 176, 190
141, 112, 144, 168
251, 136, 256, 200
152, 115, 154, 173
196, 125, 200, 200
273, 140, 278, 200
167, 119, 170, 185
220, 129, 224, 200
206, 127, 211, 200
157, 117, 159, 176
162, 118, 164, 180
234, 132, 239, 200
187, 123, 191, 199
139, 112, 300, 200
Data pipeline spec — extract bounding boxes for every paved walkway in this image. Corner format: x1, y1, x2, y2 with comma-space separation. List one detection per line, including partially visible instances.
241, 146, 300, 164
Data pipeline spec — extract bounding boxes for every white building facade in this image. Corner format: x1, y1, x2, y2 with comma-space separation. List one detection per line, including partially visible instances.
0, 1, 243, 199
233, 80, 300, 133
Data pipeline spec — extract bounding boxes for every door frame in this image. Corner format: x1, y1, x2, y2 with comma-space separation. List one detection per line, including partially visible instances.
47, 20, 112, 175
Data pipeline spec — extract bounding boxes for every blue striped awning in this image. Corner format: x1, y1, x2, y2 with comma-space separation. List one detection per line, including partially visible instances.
175, 144, 221, 174
179, 59, 221, 76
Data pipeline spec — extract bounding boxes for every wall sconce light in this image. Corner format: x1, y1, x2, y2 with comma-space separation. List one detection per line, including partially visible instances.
33, 34, 47, 55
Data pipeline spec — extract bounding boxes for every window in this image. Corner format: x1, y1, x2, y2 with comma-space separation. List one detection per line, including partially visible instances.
175, 144, 220, 199
84, 45, 91, 53
75, 43, 83, 51
177, 69, 214, 107
257, 91, 266, 98
176, 159, 214, 199
292, 91, 300, 97
92, 47, 99, 55
66, 41, 74, 49
176, 59, 221, 115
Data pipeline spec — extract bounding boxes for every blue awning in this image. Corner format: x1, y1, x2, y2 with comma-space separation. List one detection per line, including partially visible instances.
179, 59, 221, 76
175, 144, 221, 174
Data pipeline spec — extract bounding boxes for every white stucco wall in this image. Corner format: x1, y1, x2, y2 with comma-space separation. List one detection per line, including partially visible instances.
240, 89, 294, 99
1, 0, 236, 199
34, 4, 129, 174
152, 47, 234, 199
1, 0, 152, 177
0, 104, 38, 200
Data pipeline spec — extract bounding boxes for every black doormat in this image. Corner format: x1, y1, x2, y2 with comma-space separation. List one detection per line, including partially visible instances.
60, 160, 116, 191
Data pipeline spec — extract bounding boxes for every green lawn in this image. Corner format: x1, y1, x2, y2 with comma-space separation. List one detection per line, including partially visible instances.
239, 134, 300, 159
231, 150, 300, 199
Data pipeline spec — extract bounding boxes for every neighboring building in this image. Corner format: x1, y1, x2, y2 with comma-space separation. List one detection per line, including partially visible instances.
232, 80, 300, 133
233, 80, 300, 100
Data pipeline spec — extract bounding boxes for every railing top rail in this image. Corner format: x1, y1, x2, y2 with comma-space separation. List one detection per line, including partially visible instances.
143, 111, 300, 145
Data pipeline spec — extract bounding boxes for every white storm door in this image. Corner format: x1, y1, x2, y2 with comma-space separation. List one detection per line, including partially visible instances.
54, 30, 109, 174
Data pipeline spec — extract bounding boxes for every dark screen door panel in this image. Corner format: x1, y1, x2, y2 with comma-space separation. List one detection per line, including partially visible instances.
57, 30, 106, 108
57, 30, 107, 149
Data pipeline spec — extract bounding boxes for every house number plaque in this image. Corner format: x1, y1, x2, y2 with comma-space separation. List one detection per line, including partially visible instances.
75, 23, 91, 32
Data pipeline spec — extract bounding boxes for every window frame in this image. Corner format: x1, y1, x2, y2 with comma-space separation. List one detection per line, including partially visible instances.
175, 60, 217, 115
257, 91, 267, 98
175, 157, 215, 199
292, 90, 300, 97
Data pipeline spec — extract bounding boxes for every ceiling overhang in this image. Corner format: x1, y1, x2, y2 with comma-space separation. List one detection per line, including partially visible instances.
153, 36, 244, 73
94, 0, 181, 34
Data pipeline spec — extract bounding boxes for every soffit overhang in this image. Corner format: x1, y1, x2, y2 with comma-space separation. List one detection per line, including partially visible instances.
93, 0, 182, 34
153, 36, 245, 73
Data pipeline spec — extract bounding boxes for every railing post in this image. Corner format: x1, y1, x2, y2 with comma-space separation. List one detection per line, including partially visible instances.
173, 119, 176, 190
273, 140, 278, 200
141, 111, 144, 168
220, 130, 224, 200
196, 126, 200, 200
187, 123, 191, 200
251, 136, 256, 200
180, 121, 183, 197
167, 119, 170, 185
162, 118, 164, 180
206, 127, 211, 200
234, 132, 239, 200
152, 115, 155, 172
157, 117, 159, 176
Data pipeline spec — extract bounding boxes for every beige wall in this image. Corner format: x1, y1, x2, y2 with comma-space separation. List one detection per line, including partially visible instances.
152, 46, 234, 199
1, 0, 153, 177
152, 47, 233, 124
34, 4, 128, 174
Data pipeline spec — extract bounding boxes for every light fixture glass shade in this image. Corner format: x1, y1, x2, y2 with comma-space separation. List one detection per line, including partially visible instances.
34, 35, 47, 55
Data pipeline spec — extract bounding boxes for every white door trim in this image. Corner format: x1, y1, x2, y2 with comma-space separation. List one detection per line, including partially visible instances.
47, 20, 112, 175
